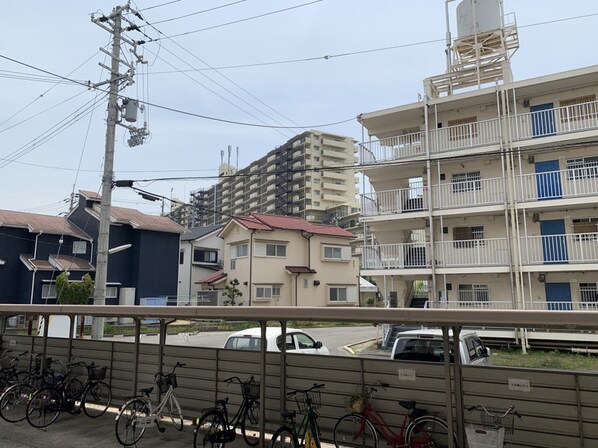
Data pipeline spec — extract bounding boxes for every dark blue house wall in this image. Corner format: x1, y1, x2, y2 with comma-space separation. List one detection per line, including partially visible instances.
135, 230, 180, 301
0, 227, 34, 304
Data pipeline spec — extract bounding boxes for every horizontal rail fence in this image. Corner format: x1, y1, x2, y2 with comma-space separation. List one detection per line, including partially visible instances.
361, 184, 426, 217
517, 167, 598, 202
522, 233, 598, 264
428, 118, 501, 153
435, 238, 510, 267
432, 176, 505, 209
2, 334, 596, 447
362, 243, 431, 269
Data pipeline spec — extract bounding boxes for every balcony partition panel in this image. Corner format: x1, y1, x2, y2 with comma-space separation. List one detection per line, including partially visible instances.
435, 238, 510, 267
433, 176, 505, 210
428, 118, 501, 154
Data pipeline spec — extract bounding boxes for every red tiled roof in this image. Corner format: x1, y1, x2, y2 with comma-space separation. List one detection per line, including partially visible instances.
285, 266, 317, 274
0, 210, 91, 240
232, 213, 355, 238
196, 269, 227, 285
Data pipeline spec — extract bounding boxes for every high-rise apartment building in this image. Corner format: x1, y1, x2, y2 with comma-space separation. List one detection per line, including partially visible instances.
187, 130, 360, 233
358, 0, 598, 319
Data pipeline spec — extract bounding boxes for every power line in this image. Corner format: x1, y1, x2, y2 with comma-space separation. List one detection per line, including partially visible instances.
149, 0, 247, 25
139, 0, 183, 12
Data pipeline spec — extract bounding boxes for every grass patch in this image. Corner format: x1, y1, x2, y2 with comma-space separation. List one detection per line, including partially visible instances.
492, 347, 598, 371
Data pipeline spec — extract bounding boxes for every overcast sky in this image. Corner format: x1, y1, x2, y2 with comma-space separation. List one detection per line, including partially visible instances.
1, 0, 597, 217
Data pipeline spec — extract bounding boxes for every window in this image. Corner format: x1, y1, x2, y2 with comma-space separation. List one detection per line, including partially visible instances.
458, 284, 489, 303
452, 171, 481, 193
230, 259, 236, 270
453, 226, 485, 248
465, 336, 487, 361
448, 116, 478, 141
231, 243, 248, 259
572, 218, 598, 241
580, 283, 598, 304
179, 250, 185, 265
256, 286, 281, 300
324, 246, 342, 259
566, 156, 598, 180
314, 157, 320, 162
254, 242, 287, 257
314, 190, 320, 196
314, 179, 320, 185
42, 284, 57, 299
193, 249, 218, 263
329, 287, 347, 302
72, 241, 87, 254
560, 95, 597, 122
106, 286, 118, 299
313, 145, 320, 152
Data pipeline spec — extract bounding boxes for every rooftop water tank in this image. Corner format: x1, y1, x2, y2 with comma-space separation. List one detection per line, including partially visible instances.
456, 0, 501, 38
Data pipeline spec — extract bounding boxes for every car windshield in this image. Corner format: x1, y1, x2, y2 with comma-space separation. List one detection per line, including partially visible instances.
394, 338, 454, 362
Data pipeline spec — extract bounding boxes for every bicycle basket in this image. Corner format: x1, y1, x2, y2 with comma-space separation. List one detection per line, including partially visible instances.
157, 373, 177, 393
295, 390, 321, 412
88, 365, 107, 381
243, 381, 260, 400
466, 424, 505, 448
346, 395, 366, 413
480, 410, 515, 434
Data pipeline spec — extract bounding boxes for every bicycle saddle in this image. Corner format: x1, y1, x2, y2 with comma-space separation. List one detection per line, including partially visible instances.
140, 387, 154, 395
399, 400, 416, 410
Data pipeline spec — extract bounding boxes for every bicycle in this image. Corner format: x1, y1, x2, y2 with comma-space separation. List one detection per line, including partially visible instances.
0, 354, 55, 423
269, 383, 325, 448
466, 405, 521, 448
333, 383, 457, 448
0, 350, 29, 392
26, 360, 112, 428
115, 362, 186, 446
193, 375, 261, 447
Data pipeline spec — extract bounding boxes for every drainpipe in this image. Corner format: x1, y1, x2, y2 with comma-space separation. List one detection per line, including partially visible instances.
249, 230, 255, 306
301, 231, 313, 269
423, 96, 437, 304
188, 241, 194, 300
30, 231, 43, 305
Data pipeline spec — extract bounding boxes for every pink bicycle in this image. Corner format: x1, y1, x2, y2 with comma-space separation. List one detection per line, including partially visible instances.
333, 383, 456, 448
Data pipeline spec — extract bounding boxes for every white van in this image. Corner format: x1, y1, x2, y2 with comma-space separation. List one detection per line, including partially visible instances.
224, 327, 330, 355
390, 329, 490, 366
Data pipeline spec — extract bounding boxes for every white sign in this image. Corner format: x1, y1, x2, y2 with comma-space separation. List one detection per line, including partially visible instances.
508, 378, 531, 392
398, 368, 416, 382
9, 339, 16, 346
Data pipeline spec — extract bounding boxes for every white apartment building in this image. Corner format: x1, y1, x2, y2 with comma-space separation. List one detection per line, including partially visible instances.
358, 1, 598, 314
189, 130, 360, 230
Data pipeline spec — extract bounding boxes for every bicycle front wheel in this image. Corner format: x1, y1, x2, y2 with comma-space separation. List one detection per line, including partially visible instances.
334, 413, 378, 448
241, 400, 260, 446
269, 426, 298, 448
115, 398, 149, 446
405, 415, 455, 448
82, 381, 112, 417
26, 387, 62, 428
0, 383, 33, 423
194, 410, 227, 448
165, 395, 184, 431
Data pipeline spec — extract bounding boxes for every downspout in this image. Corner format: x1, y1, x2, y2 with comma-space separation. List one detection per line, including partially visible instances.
188, 241, 194, 299
30, 231, 43, 305
249, 230, 255, 306
424, 96, 437, 304
295, 273, 299, 307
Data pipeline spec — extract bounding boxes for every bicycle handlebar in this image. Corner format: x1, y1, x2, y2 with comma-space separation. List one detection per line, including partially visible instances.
154, 361, 186, 379
287, 383, 324, 397
467, 405, 522, 419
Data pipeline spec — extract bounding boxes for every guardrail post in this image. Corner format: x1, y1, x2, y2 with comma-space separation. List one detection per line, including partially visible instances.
452, 325, 465, 447
132, 317, 141, 394
67, 315, 75, 361
260, 320, 268, 448
157, 319, 167, 401
442, 326, 455, 448
41, 314, 49, 368
0, 315, 6, 336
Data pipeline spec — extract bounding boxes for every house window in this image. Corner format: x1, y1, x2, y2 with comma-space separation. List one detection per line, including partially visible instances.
254, 242, 287, 258
179, 250, 185, 265
452, 171, 481, 193
193, 249, 218, 263
580, 283, 598, 304
458, 284, 489, 303
231, 243, 248, 259
313, 145, 320, 152
448, 116, 478, 141
566, 156, 598, 180
314, 190, 320, 196
256, 286, 281, 301
453, 226, 485, 248
572, 218, 598, 241
42, 284, 57, 299
106, 286, 118, 299
329, 287, 347, 302
230, 259, 236, 270
72, 241, 87, 254
560, 95, 597, 122
324, 246, 342, 259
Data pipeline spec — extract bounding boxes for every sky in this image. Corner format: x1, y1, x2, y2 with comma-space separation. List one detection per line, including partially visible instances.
1, 0, 597, 217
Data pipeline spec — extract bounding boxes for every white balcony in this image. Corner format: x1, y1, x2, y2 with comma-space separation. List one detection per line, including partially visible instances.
322, 171, 346, 180
433, 176, 505, 210
321, 149, 347, 160
521, 233, 598, 265
435, 238, 510, 267
322, 138, 347, 149
428, 118, 501, 154
427, 300, 513, 310
517, 167, 598, 203
361, 184, 426, 217
362, 243, 430, 269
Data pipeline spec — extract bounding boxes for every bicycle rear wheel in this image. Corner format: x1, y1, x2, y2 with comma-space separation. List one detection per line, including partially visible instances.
193, 410, 227, 448
241, 400, 260, 446
0, 383, 33, 423
115, 398, 149, 446
82, 381, 112, 417
165, 395, 183, 431
405, 415, 455, 448
269, 426, 297, 448
333, 413, 378, 448
26, 387, 62, 428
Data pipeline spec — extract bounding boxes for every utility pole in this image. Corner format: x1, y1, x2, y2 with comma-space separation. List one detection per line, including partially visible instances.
90, 4, 146, 339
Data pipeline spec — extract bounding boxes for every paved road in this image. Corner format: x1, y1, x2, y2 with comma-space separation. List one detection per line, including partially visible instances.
107, 325, 380, 356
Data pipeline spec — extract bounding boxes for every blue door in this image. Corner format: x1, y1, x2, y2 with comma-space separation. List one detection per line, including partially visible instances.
535, 160, 562, 200
545, 283, 572, 310
531, 103, 555, 137
540, 220, 568, 264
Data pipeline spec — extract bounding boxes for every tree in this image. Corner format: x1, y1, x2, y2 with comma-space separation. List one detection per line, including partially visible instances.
56, 272, 94, 338
222, 278, 244, 306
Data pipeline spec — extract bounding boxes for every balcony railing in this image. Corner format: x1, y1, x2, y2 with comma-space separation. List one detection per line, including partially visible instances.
427, 300, 513, 310
359, 100, 598, 165
521, 233, 598, 265
361, 183, 425, 217
362, 243, 430, 269
432, 176, 505, 210
435, 238, 510, 267
517, 167, 598, 202
427, 300, 598, 311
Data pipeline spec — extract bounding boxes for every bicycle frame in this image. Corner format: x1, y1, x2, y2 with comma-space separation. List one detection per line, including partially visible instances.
362, 403, 409, 447
134, 385, 178, 429
288, 407, 318, 447
221, 393, 253, 430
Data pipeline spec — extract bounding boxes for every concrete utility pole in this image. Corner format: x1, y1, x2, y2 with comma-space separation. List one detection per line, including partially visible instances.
91, 4, 145, 339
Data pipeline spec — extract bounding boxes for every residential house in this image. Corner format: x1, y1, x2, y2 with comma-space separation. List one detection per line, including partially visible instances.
358, 4, 598, 313
199, 213, 359, 307
177, 225, 224, 305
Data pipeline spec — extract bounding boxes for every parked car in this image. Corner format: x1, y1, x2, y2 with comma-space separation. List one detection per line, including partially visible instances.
390, 329, 490, 366
224, 327, 330, 355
